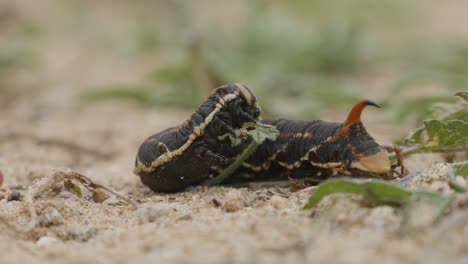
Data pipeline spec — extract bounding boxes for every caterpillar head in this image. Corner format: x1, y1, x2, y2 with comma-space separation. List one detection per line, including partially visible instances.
340, 99, 391, 175
134, 136, 170, 173
234, 83, 257, 107
210, 83, 257, 107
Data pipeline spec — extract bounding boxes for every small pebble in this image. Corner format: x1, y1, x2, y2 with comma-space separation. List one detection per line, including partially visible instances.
93, 189, 110, 203
104, 195, 120, 206
177, 214, 193, 221
36, 236, 61, 248
270, 195, 288, 209
40, 207, 65, 227
455, 176, 466, 187
212, 198, 221, 207
65, 228, 98, 242
136, 204, 171, 224
428, 181, 450, 193
223, 189, 245, 212
7, 191, 22, 201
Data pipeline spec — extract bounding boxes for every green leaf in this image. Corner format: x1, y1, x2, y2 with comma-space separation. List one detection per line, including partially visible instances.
452, 161, 468, 176
304, 178, 453, 226
303, 179, 410, 209
366, 181, 411, 204
303, 179, 367, 209
218, 122, 279, 147
405, 120, 468, 148
448, 162, 467, 193
247, 122, 279, 144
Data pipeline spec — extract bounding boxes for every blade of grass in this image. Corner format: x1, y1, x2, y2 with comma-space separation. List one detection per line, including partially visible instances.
203, 140, 259, 186
303, 179, 367, 209
203, 122, 279, 186
81, 86, 151, 104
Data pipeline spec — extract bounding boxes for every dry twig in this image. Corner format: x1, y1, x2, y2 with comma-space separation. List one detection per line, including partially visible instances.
0, 169, 136, 232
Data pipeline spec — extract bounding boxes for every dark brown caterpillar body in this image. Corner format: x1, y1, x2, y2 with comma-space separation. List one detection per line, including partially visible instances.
134, 83, 260, 192
220, 100, 391, 183
135, 84, 393, 192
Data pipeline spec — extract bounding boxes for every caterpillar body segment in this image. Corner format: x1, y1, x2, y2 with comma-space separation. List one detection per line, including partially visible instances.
134, 83, 261, 192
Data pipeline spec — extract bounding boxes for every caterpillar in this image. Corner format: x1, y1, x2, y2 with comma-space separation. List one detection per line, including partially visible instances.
219, 100, 393, 183
134, 83, 397, 192
134, 83, 261, 192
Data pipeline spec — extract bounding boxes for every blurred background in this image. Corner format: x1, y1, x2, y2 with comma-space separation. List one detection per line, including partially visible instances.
1, 0, 467, 141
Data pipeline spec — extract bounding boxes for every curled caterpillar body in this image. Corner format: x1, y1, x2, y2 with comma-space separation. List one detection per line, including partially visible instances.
134, 83, 260, 192
225, 100, 391, 182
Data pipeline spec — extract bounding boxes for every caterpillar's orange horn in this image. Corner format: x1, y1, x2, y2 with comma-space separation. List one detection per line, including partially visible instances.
344, 99, 380, 126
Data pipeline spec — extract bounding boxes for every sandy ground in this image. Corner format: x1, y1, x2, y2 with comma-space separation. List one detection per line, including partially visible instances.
0, 86, 467, 264
0, 1, 467, 263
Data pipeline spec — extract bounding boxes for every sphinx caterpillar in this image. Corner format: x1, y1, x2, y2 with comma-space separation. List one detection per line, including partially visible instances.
134, 83, 397, 192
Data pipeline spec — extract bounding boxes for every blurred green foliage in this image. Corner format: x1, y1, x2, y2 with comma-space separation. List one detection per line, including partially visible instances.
404, 92, 467, 147
397, 42, 468, 89
0, 9, 39, 106
82, 62, 202, 109
390, 96, 464, 123
202, 1, 371, 117
391, 92, 468, 161
389, 41, 468, 123
0, 21, 38, 76
84, 0, 377, 117
0, 0, 460, 127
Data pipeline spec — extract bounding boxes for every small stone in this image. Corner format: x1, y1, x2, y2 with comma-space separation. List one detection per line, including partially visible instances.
270, 195, 288, 209
428, 181, 450, 193
7, 191, 22, 201
40, 207, 65, 227
223, 189, 245, 212
176, 214, 193, 221
93, 189, 110, 203
36, 236, 61, 248
455, 176, 466, 187
212, 198, 221, 207
66, 231, 78, 240
104, 195, 120, 206
65, 228, 98, 242
136, 204, 171, 224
